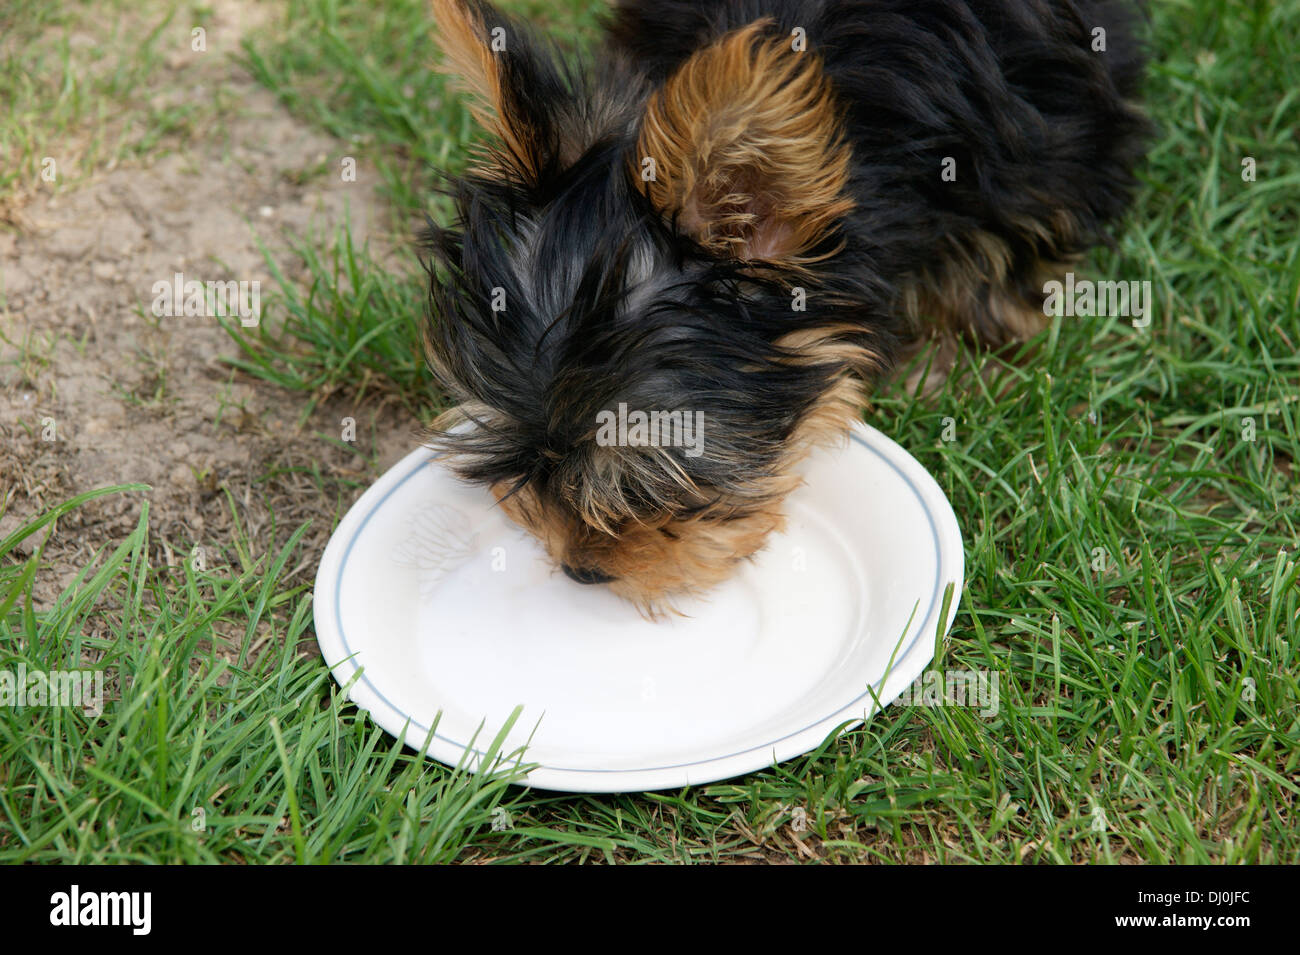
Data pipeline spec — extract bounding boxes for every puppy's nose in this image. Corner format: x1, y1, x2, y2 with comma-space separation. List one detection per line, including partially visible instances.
563, 564, 616, 585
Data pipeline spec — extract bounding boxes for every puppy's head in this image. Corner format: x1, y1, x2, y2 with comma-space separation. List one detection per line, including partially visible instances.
423, 1, 887, 614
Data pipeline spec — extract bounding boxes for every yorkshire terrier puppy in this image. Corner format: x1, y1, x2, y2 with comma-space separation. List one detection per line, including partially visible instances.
422, 0, 1149, 614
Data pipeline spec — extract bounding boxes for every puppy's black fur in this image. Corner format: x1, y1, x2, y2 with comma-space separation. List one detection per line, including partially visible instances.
423, 0, 1150, 610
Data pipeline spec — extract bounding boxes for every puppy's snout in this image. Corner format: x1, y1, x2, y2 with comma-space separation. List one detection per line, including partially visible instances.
563, 564, 616, 585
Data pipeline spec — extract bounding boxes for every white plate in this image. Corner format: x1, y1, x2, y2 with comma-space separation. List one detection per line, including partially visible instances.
313, 421, 963, 793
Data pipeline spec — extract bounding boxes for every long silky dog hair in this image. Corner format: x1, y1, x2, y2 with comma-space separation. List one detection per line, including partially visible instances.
422, 0, 1150, 614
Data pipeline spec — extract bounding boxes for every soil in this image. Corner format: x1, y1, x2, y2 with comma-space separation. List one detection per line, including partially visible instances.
0, 2, 422, 606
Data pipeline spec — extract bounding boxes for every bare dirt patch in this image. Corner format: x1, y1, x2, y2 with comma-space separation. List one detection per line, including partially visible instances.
0, 3, 422, 604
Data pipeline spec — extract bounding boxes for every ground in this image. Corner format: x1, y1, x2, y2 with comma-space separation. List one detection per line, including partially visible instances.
1, 0, 413, 607
0, 0, 1297, 864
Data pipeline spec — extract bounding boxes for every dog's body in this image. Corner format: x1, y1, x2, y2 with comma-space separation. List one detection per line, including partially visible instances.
609, 0, 1150, 347
425, 0, 1149, 613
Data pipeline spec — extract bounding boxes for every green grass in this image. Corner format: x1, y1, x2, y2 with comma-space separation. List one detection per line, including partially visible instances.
3, 0, 1298, 863
0, 0, 213, 209
0, 488, 546, 863
218, 227, 434, 421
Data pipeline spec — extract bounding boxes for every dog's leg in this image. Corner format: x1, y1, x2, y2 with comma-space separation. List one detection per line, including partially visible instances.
896, 228, 1078, 395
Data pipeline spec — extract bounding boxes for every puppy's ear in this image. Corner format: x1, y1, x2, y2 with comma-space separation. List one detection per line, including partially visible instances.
635, 21, 853, 266
431, 0, 568, 182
